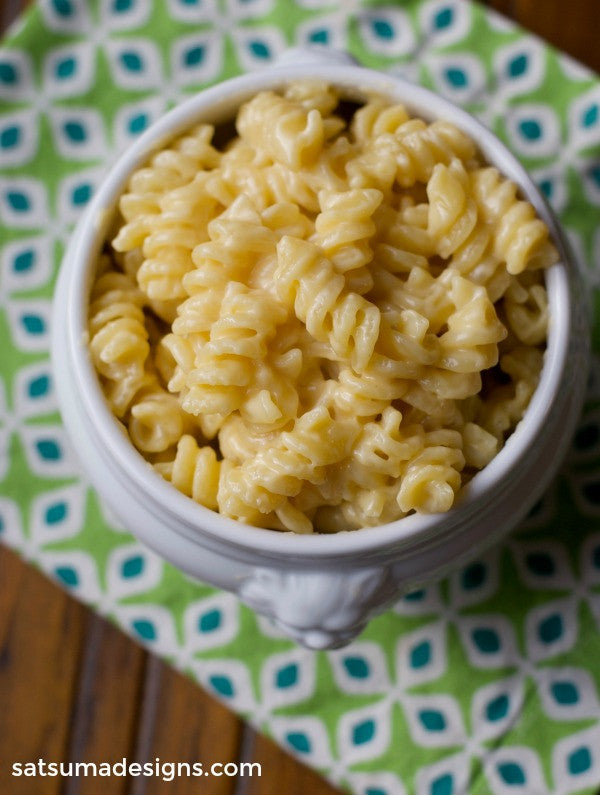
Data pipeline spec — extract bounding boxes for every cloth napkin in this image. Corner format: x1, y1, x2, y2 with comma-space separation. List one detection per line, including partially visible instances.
2, 1, 600, 793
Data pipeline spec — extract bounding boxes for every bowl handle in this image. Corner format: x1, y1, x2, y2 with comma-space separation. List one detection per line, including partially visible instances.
272, 46, 358, 69
237, 565, 396, 649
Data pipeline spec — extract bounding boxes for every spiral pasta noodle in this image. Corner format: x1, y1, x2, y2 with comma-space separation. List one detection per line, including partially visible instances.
127, 382, 197, 454
351, 100, 411, 142
88, 267, 151, 418
183, 282, 288, 418
237, 90, 325, 169
470, 166, 558, 275
274, 235, 381, 372
113, 125, 220, 250
156, 435, 221, 511
314, 188, 383, 273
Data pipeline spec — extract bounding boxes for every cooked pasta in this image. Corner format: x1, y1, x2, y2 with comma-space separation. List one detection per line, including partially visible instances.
314, 188, 383, 273
88, 265, 151, 418
155, 434, 221, 511
274, 235, 381, 372
236, 90, 325, 169
89, 82, 558, 533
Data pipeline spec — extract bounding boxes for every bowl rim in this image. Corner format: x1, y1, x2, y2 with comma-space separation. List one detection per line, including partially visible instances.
59, 58, 574, 558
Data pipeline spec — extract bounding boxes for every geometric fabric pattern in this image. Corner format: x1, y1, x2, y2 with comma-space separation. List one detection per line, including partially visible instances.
1, 1, 600, 793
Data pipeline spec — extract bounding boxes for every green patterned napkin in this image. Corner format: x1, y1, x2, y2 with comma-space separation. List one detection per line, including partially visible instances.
2, 1, 600, 793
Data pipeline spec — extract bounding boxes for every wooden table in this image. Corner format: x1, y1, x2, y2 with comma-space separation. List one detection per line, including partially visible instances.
1, 1, 599, 793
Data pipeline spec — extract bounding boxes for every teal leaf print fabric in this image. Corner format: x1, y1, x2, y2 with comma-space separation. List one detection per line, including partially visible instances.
1, 1, 600, 793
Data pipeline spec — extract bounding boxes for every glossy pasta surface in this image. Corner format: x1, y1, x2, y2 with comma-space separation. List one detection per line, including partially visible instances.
89, 81, 557, 533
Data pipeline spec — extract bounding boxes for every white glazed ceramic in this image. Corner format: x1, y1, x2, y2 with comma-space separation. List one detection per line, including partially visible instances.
52, 48, 590, 649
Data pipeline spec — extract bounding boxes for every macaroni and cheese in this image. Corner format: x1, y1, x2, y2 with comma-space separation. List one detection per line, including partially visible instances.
88, 81, 556, 533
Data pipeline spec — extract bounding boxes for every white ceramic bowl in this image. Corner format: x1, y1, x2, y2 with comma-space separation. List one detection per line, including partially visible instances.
52, 48, 590, 649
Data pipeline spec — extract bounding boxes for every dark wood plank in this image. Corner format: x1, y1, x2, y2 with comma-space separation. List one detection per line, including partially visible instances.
0, 0, 28, 33
0, 546, 88, 795
62, 615, 147, 795
513, 0, 600, 74
133, 659, 245, 795
483, 0, 516, 17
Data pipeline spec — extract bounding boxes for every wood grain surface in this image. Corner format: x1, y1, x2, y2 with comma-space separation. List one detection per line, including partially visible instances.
0, 1, 599, 794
